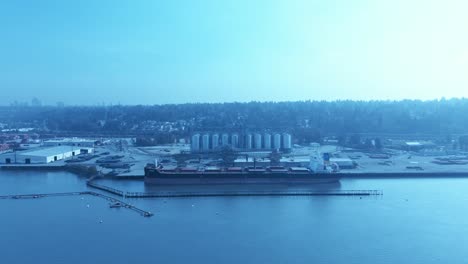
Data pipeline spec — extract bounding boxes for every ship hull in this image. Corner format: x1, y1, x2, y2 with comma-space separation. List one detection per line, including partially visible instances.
144, 168, 340, 185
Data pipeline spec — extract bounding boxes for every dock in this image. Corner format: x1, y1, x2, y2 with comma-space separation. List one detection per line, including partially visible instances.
86, 180, 125, 196
0, 191, 154, 217
124, 189, 383, 198
84, 180, 382, 198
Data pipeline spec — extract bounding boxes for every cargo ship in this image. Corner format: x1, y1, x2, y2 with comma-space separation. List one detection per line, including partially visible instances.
144, 156, 340, 185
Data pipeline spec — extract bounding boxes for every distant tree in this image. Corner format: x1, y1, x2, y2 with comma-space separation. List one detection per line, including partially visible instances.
4, 99, 468, 139
220, 146, 236, 167
31, 97, 42, 107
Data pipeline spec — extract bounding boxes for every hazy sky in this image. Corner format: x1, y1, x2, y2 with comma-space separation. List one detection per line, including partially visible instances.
1, 0, 467, 105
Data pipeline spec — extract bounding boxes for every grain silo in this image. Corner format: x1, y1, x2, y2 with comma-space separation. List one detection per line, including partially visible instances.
191, 134, 200, 152
263, 133, 271, 149
212, 134, 219, 149
254, 133, 262, 149
282, 133, 292, 149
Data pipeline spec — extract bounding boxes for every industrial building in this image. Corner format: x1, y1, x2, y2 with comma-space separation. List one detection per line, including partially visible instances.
1, 146, 94, 164
43, 138, 96, 148
329, 158, 355, 169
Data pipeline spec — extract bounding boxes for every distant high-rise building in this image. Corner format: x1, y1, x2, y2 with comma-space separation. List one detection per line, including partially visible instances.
191, 134, 200, 152
264, 133, 271, 149
212, 134, 219, 149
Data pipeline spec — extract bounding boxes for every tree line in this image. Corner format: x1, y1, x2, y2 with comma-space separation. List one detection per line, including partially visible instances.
1, 99, 468, 145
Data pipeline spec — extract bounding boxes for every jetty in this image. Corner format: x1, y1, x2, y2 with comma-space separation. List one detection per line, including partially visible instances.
124, 189, 383, 198
0, 191, 153, 217
86, 180, 125, 196
85, 179, 382, 198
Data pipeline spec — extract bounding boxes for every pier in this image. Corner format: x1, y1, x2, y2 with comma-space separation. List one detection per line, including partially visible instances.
0, 191, 154, 217
124, 189, 383, 198
86, 180, 125, 196
85, 179, 382, 198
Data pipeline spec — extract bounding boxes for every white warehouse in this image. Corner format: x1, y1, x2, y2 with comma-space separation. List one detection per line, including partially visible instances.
2, 146, 94, 164
43, 138, 96, 148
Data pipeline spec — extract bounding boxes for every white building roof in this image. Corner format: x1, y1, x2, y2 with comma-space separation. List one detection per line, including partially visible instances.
19, 146, 90, 157
330, 158, 353, 162
44, 138, 95, 144
280, 157, 310, 163
405, 142, 422, 146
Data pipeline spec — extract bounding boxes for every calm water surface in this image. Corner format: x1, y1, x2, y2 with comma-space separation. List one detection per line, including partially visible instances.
1, 170, 467, 264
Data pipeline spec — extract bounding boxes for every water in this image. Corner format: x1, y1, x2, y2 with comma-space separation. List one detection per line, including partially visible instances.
1, 170, 468, 264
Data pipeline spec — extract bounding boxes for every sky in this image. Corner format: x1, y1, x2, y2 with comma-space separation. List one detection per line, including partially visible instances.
1, 0, 468, 105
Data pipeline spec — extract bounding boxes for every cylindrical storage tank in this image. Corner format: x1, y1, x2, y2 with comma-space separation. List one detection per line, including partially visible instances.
264, 133, 271, 149
273, 134, 281, 149
191, 134, 200, 152
254, 133, 262, 149
221, 133, 229, 146
212, 134, 219, 149
202, 134, 210, 151
231, 134, 239, 148
282, 133, 292, 149
245, 134, 252, 149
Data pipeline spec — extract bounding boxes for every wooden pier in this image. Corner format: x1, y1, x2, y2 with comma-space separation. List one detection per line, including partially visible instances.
0, 191, 154, 217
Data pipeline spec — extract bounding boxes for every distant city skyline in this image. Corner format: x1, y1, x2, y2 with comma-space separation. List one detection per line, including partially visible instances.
1, 0, 468, 105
